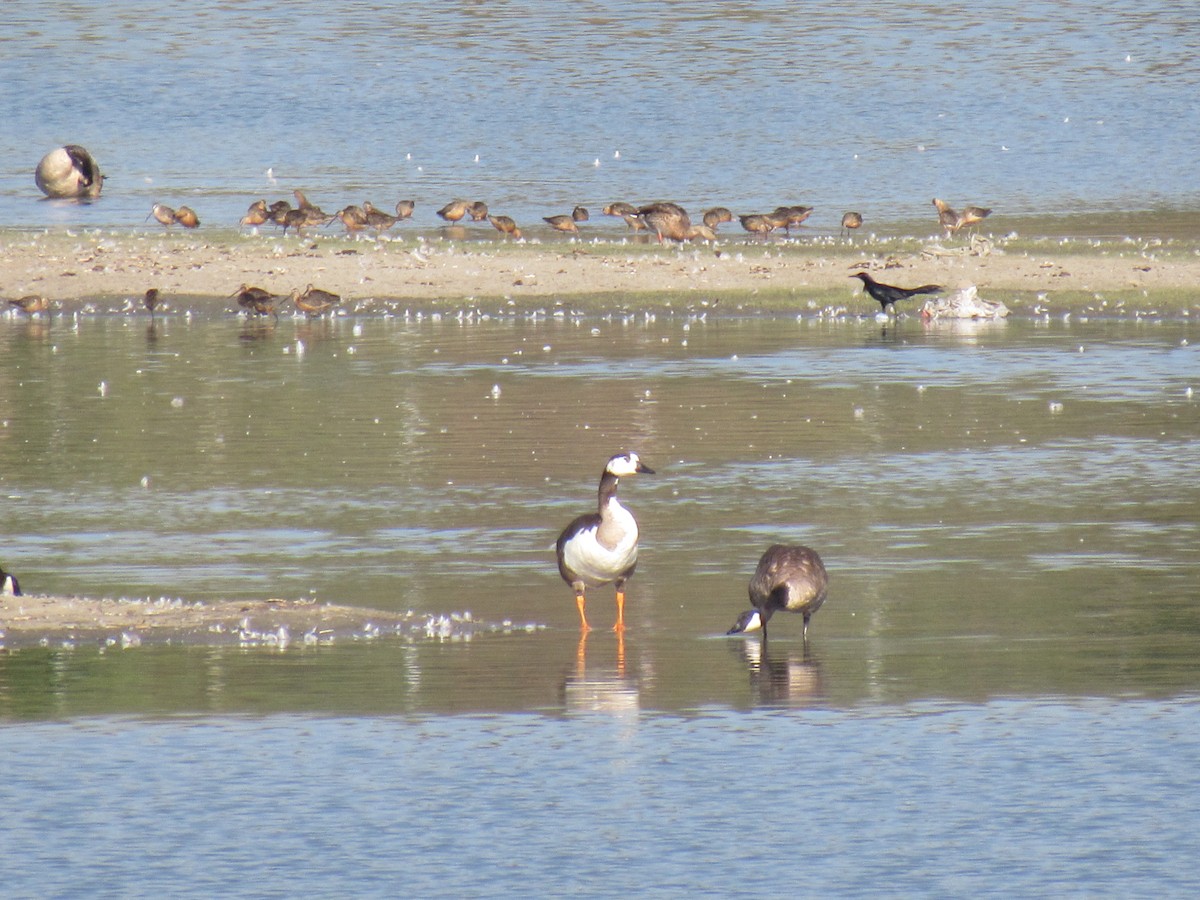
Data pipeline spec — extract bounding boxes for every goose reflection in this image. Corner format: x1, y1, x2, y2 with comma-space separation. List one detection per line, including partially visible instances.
731, 638, 824, 707
560, 631, 639, 715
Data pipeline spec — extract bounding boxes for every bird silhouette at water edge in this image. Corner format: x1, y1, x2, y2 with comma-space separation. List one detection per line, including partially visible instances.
851, 271, 942, 313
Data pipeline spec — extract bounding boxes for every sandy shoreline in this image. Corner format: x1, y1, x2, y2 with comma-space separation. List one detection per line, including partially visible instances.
0, 594, 509, 650
2, 227, 1198, 316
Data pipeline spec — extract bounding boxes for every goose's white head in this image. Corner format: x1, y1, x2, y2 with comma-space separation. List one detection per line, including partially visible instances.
726, 609, 763, 635
605, 452, 654, 478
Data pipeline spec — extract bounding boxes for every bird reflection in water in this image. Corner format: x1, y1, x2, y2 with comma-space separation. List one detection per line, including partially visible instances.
731, 638, 824, 708
561, 630, 639, 716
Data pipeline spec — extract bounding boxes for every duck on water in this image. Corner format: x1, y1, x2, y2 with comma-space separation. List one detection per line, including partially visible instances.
556, 452, 654, 632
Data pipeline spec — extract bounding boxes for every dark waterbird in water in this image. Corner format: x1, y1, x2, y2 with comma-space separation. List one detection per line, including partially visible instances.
556, 452, 654, 632
851, 271, 942, 313
727, 545, 829, 642
143, 288, 161, 316
232, 284, 281, 318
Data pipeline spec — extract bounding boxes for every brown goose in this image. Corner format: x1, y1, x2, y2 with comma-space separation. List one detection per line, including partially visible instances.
556, 452, 654, 632
727, 545, 829, 642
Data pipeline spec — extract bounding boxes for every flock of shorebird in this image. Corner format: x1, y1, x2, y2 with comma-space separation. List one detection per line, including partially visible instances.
8, 187, 993, 321
142, 188, 992, 244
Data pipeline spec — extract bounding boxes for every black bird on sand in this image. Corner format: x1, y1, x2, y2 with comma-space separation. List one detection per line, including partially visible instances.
851, 271, 942, 313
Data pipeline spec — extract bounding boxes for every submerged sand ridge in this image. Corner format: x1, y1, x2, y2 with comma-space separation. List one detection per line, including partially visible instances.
1, 228, 1199, 315
0, 594, 532, 651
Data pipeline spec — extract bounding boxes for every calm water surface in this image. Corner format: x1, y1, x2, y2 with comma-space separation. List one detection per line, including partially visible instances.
2, 313, 1199, 894
3, 1, 1200, 232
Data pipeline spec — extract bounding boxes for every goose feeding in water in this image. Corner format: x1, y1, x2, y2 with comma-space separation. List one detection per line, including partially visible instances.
727, 544, 829, 642
556, 452, 654, 632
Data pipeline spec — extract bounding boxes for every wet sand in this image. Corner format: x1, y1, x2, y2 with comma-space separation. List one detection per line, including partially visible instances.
2, 228, 1198, 315
0, 593, 501, 650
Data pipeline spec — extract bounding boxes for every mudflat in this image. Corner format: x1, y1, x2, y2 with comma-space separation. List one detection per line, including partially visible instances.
1, 228, 1197, 315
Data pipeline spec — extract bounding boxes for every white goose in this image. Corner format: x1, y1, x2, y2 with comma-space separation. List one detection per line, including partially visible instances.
556, 452, 654, 631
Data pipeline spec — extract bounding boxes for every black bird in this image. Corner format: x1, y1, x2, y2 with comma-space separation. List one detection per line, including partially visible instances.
851, 271, 942, 313
1, 565, 21, 597
727, 545, 828, 642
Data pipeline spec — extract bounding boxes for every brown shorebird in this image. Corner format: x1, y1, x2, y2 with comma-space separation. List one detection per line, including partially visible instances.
280, 208, 311, 235
240, 200, 270, 228
603, 202, 637, 218
143, 288, 162, 316
437, 199, 471, 224
336, 205, 369, 234
841, 211, 863, 237
291, 284, 341, 318
267, 200, 292, 224
933, 198, 992, 236
7, 295, 50, 316
394, 199, 416, 220
773, 205, 813, 233
851, 271, 942, 313
232, 284, 280, 318
739, 213, 776, 239
635, 202, 714, 243
292, 190, 330, 226
173, 206, 200, 228
572, 205, 589, 222
468, 201, 490, 222
362, 201, 400, 232
544, 214, 580, 234
703, 207, 734, 230
149, 204, 177, 227
488, 215, 522, 240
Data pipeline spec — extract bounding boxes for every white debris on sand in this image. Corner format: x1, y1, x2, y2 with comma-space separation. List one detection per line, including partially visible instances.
921, 284, 1010, 320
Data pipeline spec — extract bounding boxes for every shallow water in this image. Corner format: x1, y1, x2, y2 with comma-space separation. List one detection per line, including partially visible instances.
3, 312, 1199, 894
3, 1, 1200, 233
2, 312, 1198, 707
